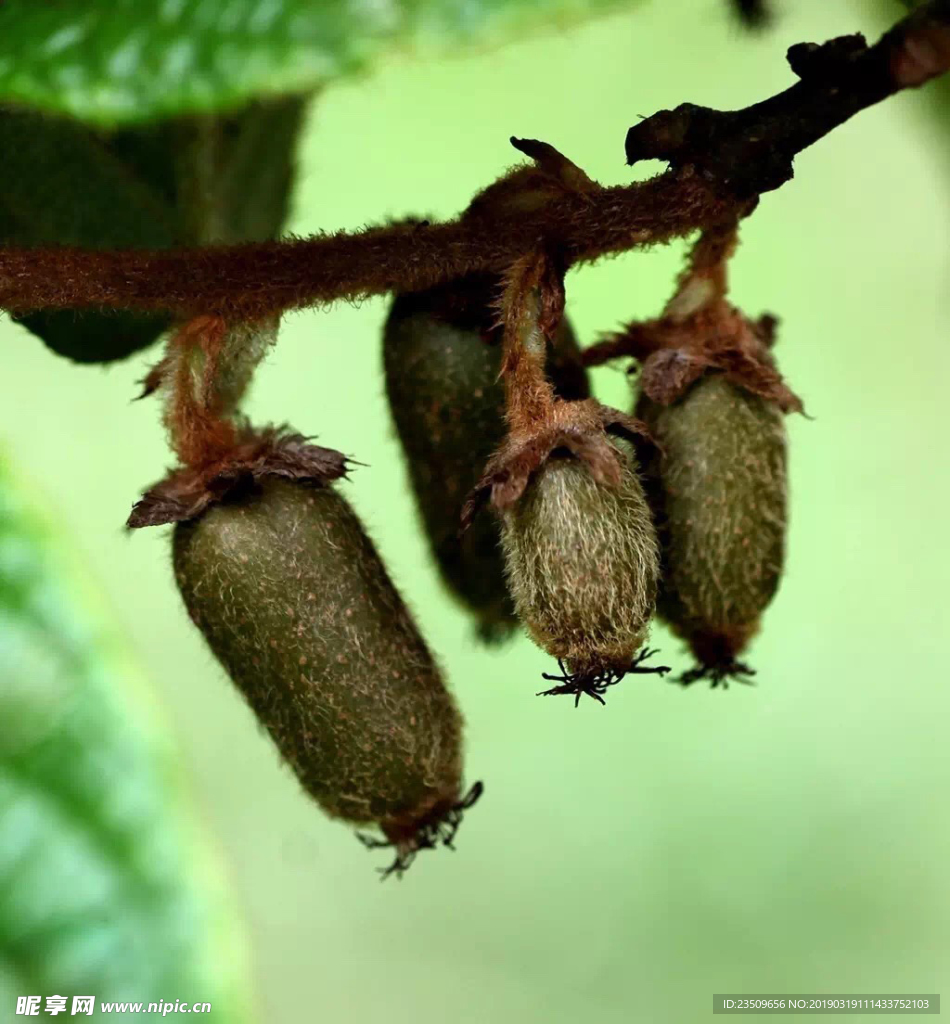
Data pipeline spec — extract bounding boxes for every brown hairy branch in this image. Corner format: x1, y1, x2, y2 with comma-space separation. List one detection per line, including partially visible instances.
0, 174, 729, 320
626, 0, 950, 195
1, 2, 948, 325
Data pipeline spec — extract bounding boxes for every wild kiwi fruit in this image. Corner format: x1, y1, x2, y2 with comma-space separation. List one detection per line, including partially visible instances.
172, 477, 478, 876
499, 440, 665, 705
384, 279, 589, 643
636, 374, 788, 686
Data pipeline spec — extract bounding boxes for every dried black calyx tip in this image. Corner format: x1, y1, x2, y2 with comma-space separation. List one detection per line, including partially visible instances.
677, 629, 758, 689
676, 660, 757, 690
537, 649, 671, 707
537, 664, 627, 707
356, 781, 484, 881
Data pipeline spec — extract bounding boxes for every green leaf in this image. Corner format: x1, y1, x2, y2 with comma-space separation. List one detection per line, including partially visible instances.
0, 453, 252, 1021
0, 0, 638, 127
1, 95, 308, 362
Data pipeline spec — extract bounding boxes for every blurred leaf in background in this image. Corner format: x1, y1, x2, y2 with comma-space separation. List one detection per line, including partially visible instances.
0, 0, 643, 127
0, 451, 251, 1022
0, 0, 643, 364
0, 95, 309, 363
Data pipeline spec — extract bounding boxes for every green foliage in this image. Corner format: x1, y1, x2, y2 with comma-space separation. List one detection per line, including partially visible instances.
0, 96, 307, 362
0, 0, 643, 363
0, 110, 176, 362
0, 454, 250, 1021
0, 0, 639, 127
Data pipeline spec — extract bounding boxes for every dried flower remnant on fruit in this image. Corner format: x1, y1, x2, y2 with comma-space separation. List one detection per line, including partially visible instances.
358, 780, 484, 879
383, 274, 588, 643
154, 469, 476, 878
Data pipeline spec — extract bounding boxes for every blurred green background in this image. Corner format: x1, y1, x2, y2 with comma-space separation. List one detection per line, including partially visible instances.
3, 1, 950, 1020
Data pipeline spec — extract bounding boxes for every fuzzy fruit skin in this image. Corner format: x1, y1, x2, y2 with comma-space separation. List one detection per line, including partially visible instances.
636, 375, 787, 666
172, 479, 463, 841
384, 293, 589, 642
499, 444, 660, 677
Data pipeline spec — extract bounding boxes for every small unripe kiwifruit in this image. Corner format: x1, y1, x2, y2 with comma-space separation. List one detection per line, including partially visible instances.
499, 441, 663, 703
173, 477, 474, 874
637, 374, 787, 684
384, 285, 589, 643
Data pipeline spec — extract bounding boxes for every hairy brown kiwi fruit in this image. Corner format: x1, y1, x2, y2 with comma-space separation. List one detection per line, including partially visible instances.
636, 374, 787, 686
384, 279, 589, 643
499, 441, 665, 705
173, 477, 477, 876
